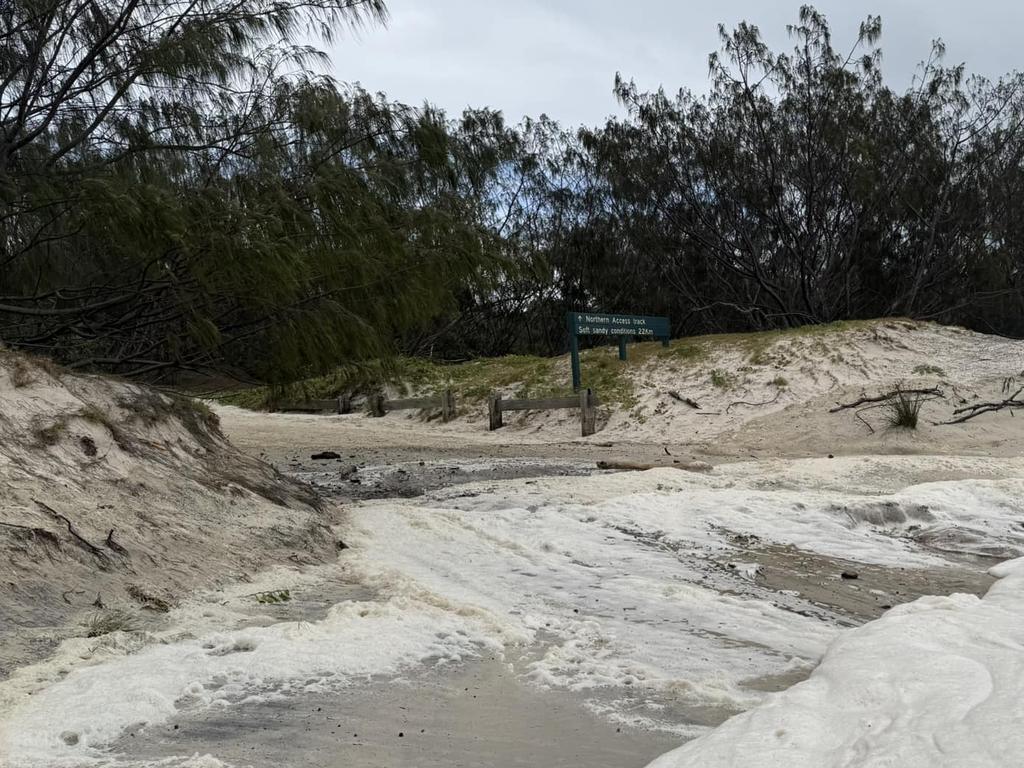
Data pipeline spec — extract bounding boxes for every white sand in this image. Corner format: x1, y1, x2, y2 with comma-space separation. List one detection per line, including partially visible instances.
647, 556, 1024, 768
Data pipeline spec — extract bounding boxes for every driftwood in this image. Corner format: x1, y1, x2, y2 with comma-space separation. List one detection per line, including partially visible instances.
938, 387, 1024, 425
829, 388, 943, 413
34, 500, 110, 566
597, 459, 713, 473
667, 390, 700, 409
726, 391, 781, 413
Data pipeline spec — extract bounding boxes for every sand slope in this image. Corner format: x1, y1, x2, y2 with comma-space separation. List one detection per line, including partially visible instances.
219, 320, 1024, 462
0, 351, 336, 680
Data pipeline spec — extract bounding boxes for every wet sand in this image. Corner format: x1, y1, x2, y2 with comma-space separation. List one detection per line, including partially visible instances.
748, 543, 997, 622
112, 660, 681, 768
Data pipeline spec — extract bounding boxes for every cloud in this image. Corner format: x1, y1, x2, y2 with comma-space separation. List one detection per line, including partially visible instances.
324, 0, 1024, 126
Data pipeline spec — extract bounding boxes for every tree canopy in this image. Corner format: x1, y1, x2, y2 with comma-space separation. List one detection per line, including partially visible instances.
2, 4, 1024, 379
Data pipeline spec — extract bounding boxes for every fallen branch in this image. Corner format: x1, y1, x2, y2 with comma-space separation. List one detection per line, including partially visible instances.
667, 390, 700, 409
855, 406, 878, 434
938, 387, 1024, 425
726, 391, 781, 413
951, 387, 1023, 415
597, 459, 712, 473
34, 500, 110, 566
830, 388, 943, 413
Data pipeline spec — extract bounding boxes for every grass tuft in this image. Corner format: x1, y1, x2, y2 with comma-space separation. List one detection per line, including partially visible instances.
885, 388, 923, 429
709, 369, 735, 389
83, 608, 137, 637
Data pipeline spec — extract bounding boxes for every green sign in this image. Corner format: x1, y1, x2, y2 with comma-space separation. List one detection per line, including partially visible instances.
567, 312, 670, 390
568, 313, 670, 338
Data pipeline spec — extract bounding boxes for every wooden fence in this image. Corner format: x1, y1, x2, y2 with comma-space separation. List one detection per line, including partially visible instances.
367, 389, 456, 422
276, 396, 352, 414
488, 388, 598, 436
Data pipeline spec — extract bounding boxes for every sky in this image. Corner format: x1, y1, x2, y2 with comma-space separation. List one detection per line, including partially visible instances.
325, 1, 1024, 127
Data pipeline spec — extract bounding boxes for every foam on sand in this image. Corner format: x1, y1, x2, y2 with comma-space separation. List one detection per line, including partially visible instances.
0, 599, 502, 768
2, 462, 1021, 767
645, 557, 1024, 768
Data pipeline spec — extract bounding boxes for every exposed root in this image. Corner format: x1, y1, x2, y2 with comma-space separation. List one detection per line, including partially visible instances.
726, 391, 782, 413
34, 500, 111, 567
105, 528, 129, 556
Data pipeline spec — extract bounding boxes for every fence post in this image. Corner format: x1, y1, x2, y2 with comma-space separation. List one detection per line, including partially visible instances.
441, 389, 456, 422
580, 388, 597, 437
488, 393, 503, 430
368, 393, 386, 417
337, 395, 352, 414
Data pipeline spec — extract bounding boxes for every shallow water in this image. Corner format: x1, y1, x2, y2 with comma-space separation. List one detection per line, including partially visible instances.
109, 660, 681, 768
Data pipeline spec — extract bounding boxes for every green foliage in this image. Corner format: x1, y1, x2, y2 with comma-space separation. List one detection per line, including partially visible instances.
427, 8, 1024, 358
5, 0, 1024, 379
0, 0, 515, 383
913, 364, 946, 377
709, 369, 735, 390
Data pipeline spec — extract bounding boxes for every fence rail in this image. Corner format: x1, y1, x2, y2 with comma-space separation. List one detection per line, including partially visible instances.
488, 389, 598, 436
368, 389, 456, 422
276, 396, 352, 414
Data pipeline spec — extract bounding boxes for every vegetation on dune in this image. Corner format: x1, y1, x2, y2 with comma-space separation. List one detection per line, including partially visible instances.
885, 388, 926, 430
219, 318, 915, 412
83, 609, 137, 638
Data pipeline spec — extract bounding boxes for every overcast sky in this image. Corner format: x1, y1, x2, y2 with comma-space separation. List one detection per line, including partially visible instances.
324, 1, 1024, 126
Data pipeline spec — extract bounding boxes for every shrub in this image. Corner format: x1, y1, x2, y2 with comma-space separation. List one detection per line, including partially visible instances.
709, 369, 734, 389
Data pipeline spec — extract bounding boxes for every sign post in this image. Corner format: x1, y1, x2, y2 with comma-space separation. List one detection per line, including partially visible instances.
570, 334, 582, 393
567, 312, 671, 391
